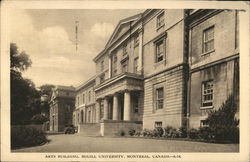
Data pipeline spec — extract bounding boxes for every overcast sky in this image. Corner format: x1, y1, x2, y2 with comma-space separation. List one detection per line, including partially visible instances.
10, 9, 143, 87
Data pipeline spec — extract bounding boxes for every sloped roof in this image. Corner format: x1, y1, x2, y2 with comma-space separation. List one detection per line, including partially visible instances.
93, 13, 142, 62
55, 85, 75, 91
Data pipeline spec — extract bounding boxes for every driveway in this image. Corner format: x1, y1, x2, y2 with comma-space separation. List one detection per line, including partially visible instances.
12, 134, 239, 152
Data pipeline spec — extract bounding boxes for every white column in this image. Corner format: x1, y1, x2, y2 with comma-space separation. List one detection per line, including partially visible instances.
95, 100, 101, 123
103, 98, 109, 120
124, 91, 131, 120
138, 28, 143, 74
112, 94, 119, 120
108, 56, 112, 78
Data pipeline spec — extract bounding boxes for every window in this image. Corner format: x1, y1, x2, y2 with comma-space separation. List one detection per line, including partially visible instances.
89, 91, 91, 102
82, 94, 85, 104
200, 120, 209, 127
123, 43, 127, 55
134, 57, 138, 73
77, 96, 79, 106
202, 80, 213, 107
100, 74, 105, 83
156, 12, 165, 29
155, 39, 164, 62
121, 60, 128, 73
133, 94, 139, 113
113, 54, 117, 76
155, 121, 162, 128
156, 87, 164, 109
134, 34, 139, 47
100, 60, 104, 71
203, 26, 214, 53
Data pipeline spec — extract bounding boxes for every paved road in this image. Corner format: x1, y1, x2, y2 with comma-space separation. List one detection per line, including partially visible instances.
13, 134, 239, 152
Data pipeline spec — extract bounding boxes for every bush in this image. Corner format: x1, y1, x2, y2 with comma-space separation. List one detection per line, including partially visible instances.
117, 130, 125, 136
205, 95, 239, 143
11, 126, 48, 149
187, 128, 199, 139
128, 129, 136, 136
164, 126, 180, 138
178, 126, 187, 138
154, 127, 164, 137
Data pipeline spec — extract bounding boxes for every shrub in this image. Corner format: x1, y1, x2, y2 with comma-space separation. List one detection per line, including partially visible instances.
205, 95, 239, 143
11, 126, 48, 149
154, 127, 164, 137
178, 126, 187, 138
135, 131, 141, 136
187, 128, 199, 139
128, 129, 136, 136
164, 126, 180, 138
117, 130, 125, 136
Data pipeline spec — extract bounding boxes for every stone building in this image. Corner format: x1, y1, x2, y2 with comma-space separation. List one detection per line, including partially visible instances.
49, 85, 75, 132
187, 9, 239, 128
74, 9, 239, 136
73, 77, 97, 134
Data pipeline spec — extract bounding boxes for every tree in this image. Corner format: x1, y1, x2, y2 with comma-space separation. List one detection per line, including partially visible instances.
39, 84, 55, 100
10, 43, 40, 125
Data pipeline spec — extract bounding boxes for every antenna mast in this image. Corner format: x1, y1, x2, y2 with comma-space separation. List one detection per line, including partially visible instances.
75, 21, 79, 53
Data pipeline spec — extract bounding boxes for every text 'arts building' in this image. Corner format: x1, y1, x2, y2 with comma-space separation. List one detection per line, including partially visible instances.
72, 9, 239, 136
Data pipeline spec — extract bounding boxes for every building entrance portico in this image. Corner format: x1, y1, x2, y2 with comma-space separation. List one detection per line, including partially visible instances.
93, 73, 144, 136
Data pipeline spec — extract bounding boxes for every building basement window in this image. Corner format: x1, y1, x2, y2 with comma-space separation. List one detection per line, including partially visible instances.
155, 121, 162, 128
202, 80, 213, 107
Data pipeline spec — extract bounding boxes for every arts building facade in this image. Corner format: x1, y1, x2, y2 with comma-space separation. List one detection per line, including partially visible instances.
72, 9, 239, 136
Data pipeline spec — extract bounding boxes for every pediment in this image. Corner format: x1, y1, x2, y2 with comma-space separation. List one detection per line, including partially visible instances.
105, 13, 142, 48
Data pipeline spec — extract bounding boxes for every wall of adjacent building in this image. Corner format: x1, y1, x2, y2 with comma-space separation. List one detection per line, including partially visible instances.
188, 10, 240, 128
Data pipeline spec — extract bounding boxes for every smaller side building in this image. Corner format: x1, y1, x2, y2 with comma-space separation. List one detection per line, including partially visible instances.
73, 77, 96, 126
49, 85, 76, 132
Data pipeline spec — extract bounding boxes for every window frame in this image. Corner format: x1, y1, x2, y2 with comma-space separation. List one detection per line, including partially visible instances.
100, 60, 104, 71
82, 93, 85, 104
202, 26, 215, 54
100, 74, 105, 83
155, 38, 165, 63
134, 57, 139, 73
156, 12, 165, 29
156, 87, 164, 110
201, 80, 214, 109
123, 43, 127, 56
155, 121, 163, 128
121, 60, 128, 73
112, 54, 117, 76
134, 34, 139, 47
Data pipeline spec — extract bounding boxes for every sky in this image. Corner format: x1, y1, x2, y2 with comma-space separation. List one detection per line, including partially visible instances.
10, 9, 143, 87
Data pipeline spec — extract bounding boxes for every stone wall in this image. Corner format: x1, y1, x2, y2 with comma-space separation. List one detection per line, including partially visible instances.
143, 65, 185, 130
78, 123, 101, 136
100, 120, 142, 136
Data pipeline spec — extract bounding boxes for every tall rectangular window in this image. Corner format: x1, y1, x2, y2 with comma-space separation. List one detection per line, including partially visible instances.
156, 12, 165, 29
134, 34, 139, 47
100, 74, 105, 83
134, 57, 138, 73
121, 60, 128, 73
155, 39, 164, 62
156, 87, 164, 109
203, 26, 214, 53
89, 91, 91, 102
82, 94, 85, 104
202, 80, 213, 107
113, 54, 117, 76
123, 43, 127, 55
100, 60, 104, 71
